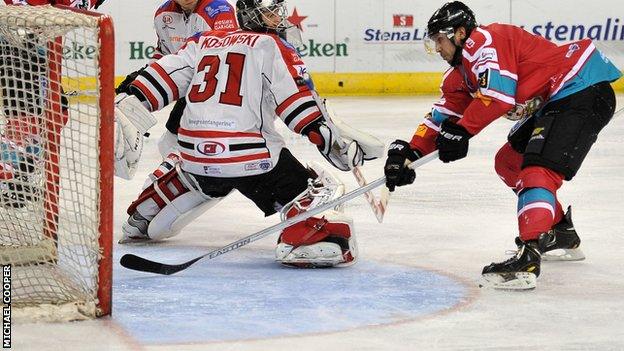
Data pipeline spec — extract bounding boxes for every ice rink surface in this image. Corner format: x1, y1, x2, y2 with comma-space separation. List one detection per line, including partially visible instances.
13, 95, 624, 350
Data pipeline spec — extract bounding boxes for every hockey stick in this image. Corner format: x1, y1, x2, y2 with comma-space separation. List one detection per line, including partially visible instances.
322, 101, 387, 223
351, 166, 386, 223
120, 151, 439, 275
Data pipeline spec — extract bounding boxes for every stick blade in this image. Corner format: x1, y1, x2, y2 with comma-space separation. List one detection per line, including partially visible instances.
120, 254, 180, 275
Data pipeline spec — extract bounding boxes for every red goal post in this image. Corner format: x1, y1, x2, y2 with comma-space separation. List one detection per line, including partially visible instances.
0, 4, 113, 321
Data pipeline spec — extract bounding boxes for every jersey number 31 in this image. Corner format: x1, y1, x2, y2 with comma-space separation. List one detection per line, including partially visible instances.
189, 52, 245, 106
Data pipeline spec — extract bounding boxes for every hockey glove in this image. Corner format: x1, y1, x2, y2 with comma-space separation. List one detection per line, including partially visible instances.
384, 140, 420, 192
303, 119, 364, 171
115, 65, 147, 95
114, 93, 158, 180
436, 119, 472, 163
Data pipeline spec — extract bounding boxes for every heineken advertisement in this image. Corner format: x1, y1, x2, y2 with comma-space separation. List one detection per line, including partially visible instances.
125, 40, 347, 61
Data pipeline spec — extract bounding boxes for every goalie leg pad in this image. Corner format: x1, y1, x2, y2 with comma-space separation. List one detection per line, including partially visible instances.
276, 162, 357, 267
276, 210, 358, 268
121, 163, 224, 243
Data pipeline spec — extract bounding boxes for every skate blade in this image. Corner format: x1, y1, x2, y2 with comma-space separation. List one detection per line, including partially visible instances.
542, 248, 585, 261
479, 272, 537, 290
118, 236, 154, 245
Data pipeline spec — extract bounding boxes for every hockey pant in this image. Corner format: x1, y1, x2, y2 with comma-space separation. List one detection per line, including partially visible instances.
496, 81, 616, 241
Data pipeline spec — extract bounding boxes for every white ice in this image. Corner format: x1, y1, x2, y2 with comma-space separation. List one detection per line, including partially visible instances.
13, 95, 624, 350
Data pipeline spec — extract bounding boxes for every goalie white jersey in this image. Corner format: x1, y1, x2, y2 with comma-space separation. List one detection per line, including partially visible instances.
130, 30, 325, 177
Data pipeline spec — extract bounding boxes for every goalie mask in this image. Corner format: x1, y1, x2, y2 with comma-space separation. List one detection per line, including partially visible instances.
236, 0, 302, 46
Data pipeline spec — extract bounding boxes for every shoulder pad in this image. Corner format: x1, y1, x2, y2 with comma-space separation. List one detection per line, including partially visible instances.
462, 27, 492, 62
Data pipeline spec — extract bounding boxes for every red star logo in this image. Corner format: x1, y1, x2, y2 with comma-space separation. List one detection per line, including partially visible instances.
287, 7, 307, 31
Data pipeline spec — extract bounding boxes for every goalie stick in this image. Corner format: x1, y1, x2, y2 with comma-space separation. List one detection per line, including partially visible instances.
120, 151, 439, 275
323, 100, 386, 223
351, 166, 386, 223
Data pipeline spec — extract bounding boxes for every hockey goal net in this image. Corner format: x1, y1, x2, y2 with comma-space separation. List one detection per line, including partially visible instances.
0, 5, 113, 321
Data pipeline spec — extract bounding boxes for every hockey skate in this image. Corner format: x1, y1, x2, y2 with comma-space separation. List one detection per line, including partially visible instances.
539, 206, 585, 261
480, 240, 540, 290
119, 211, 151, 244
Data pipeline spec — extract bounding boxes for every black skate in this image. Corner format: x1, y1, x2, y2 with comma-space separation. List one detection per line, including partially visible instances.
538, 206, 585, 261
480, 240, 541, 290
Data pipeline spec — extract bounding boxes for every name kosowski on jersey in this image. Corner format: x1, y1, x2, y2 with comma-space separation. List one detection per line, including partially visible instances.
199, 33, 261, 49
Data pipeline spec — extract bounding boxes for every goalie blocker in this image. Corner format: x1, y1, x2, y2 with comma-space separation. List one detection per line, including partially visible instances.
121, 149, 358, 268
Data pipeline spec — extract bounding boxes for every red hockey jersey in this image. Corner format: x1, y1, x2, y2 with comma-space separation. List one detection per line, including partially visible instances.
409, 23, 622, 154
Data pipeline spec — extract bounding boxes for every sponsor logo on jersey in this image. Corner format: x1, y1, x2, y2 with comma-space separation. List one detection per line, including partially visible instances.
203, 165, 222, 175
293, 65, 313, 88
478, 48, 498, 63
244, 160, 273, 172
529, 127, 546, 142
205, 4, 232, 19
213, 19, 236, 31
415, 125, 428, 137
197, 141, 226, 156
364, 14, 426, 43
465, 38, 475, 49
187, 119, 237, 130
566, 43, 580, 58
478, 69, 490, 89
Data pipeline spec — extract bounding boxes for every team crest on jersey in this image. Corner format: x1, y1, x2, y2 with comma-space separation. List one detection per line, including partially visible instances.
478, 69, 490, 89
162, 15, 174, 25
478, 47, 498, 63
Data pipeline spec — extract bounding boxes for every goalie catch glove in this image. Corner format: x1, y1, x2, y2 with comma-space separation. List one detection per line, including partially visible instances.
114, 93, 158, 180
302, 119, 364, 171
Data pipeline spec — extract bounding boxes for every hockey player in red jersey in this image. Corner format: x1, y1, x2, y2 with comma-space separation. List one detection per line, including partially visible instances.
114, 0, 239, 167
384, 1, 621, 289
116, 0, 383, 268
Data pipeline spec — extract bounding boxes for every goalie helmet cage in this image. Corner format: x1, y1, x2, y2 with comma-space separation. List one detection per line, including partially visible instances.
0, 5, 113, 321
